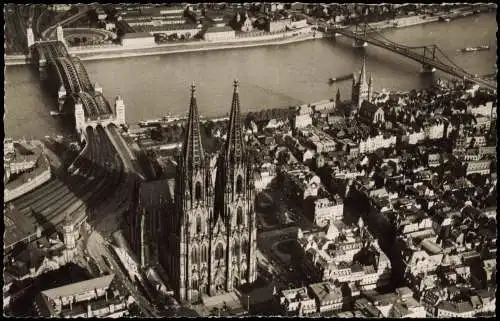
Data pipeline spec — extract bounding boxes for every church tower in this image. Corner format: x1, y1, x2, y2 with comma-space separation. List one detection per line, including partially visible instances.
368, 73, 374, 102
213, 80, 257, 295
351, 56, 371, 108
168, 83, 215, 304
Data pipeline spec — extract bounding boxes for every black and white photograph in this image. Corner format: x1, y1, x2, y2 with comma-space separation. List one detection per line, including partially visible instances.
3, 3, 497, 318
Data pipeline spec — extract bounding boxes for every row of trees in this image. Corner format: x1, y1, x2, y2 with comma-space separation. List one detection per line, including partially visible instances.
245, 107, 296, 126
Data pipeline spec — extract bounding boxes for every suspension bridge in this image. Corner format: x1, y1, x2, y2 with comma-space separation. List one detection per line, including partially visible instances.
326, 22, 496, 91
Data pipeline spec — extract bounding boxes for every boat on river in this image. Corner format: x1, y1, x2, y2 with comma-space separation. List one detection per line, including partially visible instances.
460, 45, 490, 53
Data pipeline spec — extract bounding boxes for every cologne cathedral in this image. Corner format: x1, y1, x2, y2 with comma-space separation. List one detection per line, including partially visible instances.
131, 81, 258, 304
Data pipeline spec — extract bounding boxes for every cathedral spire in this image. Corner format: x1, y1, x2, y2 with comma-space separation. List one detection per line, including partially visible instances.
359, 55, 367, 85
225, 79, 245, 163
182, 82, 205, 173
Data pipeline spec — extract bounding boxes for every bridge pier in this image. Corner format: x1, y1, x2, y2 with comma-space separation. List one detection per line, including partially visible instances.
39, 60, 48, 81
421, 64, 436, 73
353, 39, 368, 48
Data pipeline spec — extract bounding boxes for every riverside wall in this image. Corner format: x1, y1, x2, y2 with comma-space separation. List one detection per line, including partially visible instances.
7, 28, 321, 65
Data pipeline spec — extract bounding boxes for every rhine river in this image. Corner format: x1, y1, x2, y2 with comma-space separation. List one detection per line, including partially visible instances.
5, 13, 496, 139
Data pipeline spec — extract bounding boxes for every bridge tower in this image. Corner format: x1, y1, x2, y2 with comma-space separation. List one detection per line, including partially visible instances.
421, 45, 437, 73
58, 85, 67, 111
56, 24, 67, 48
26, 24, 35, 55
75, 98, 85, 134
114, 96, 126, 125
353, 23, 368, 48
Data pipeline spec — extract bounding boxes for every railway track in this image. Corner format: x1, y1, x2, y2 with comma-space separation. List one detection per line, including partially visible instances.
9, 21, 139, 241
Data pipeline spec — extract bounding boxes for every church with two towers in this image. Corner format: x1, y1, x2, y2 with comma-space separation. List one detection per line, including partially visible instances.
131, 81, 257, 304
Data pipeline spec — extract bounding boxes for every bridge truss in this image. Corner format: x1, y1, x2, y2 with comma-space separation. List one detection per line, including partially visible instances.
341, 23, 496, 90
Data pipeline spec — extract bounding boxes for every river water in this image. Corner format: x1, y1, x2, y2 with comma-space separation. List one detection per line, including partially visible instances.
4, 13, 496, 138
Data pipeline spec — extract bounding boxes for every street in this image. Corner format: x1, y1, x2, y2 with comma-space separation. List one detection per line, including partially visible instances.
86, 231, 159, 317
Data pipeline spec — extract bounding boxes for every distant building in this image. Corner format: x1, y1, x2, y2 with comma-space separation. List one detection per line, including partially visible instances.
231, 12, 254, 32
267, 18, 292, 32
50, 4, 72, 12
437, 301, 475, 318
313, 194, 344, 227
121, 32, 155, 47
204, 26, 236, 41
278, 287, 317, 316
308, 281, 345, 313
297, 223, 391, 289
254, 162, 276, 191
467, 101, 495, 118
294, 110, 313, 129
297, 127, 337, 154
358, 101, 384, 124
466, 160, 491, 176
358, 133, 396, 154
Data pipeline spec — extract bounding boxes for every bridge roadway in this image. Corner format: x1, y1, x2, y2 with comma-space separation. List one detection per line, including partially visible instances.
328, 25, 496, 90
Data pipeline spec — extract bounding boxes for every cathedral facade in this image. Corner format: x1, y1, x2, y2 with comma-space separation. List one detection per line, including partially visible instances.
159, 81, 257, 304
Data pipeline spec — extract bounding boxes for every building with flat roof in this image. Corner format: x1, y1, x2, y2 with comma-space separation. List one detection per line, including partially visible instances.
34, 274, 133, 317
121, 32, 155, 47
204, 26, 236, 41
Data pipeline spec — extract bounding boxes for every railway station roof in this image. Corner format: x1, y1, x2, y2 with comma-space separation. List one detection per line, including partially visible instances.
4, 204, 37, 249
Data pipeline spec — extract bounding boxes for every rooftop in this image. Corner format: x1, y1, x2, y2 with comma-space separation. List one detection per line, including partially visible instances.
308, 281, 343, 303
41, 274, 115, 302
206, 26, 234, 33
121, 32, 154, 39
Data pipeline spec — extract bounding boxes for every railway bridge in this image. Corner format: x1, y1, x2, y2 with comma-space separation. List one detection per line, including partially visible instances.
6, 32, 146, 255
31, 37, 126, 137
326, 22, 496, 91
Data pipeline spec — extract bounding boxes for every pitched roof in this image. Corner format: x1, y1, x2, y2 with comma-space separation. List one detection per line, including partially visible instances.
360, 100, 381, 115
